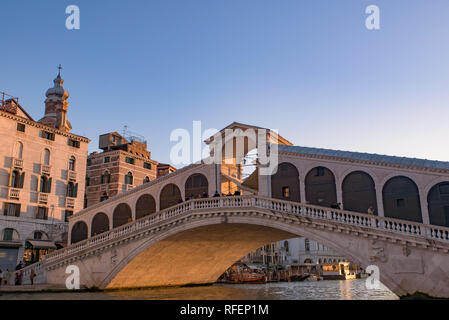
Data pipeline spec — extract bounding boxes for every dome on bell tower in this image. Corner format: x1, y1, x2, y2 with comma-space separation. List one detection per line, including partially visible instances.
45, 68, 69, 100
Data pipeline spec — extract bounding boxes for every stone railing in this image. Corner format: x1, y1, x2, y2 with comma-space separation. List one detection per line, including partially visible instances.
40, 164, 51, 176
68, 170, 77, 181
66, 197, 75, 208
38, 192, 49, 204
8, 187, 20, 200
12, 158, 23, 170
40, 196, 449, 267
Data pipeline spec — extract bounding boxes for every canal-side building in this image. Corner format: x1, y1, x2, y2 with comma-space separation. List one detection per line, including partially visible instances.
0, 71, 89, 270
84, 131, 159, 207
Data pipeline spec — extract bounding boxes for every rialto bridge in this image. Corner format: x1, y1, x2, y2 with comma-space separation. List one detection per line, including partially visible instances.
19, 123, 449, 298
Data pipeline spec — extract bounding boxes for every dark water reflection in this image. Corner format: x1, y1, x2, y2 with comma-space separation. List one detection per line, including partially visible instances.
0, 279, 398, 300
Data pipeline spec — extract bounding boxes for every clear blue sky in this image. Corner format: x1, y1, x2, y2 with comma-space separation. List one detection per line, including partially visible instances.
2, 0, 449, 166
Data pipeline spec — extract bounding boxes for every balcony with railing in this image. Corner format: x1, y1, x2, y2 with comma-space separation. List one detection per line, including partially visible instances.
68, 170, 77, 181
8, 188, 20, 200
38, 193, 49, 204
66, 197, 75, 209
40, 164, 51, 176
11, 158, 23, 170
123, 184, 135, 192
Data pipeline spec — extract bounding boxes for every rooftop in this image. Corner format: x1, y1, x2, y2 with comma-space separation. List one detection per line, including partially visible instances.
278, 144, 449, 171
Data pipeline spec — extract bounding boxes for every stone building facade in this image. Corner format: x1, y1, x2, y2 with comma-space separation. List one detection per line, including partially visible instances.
0, 71, 89, 270
85, 132, 159, 207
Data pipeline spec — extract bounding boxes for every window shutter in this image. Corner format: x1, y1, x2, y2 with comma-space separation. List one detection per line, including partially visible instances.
47, 177, 52, 193
74, 183, 78, 198
66, 183, 69, 196
8, 170, 13, 187
37, 175, 41, 192
19, 172, 25, 188
16, 204, 21, 217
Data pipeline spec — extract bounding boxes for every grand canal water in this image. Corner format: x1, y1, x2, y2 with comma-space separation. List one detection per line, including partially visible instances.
0, 279, 398, 300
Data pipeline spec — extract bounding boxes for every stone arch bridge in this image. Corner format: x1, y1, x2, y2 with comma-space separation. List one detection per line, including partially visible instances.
19, 123, 449, 298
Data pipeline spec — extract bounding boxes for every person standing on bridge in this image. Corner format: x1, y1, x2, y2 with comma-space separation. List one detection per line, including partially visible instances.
367, 206, 375, 215
30, 268, 36, 285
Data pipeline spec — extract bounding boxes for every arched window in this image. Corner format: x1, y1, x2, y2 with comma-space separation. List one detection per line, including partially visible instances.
125, 172, 133, 185
160, 184, 182, 210
2, 228, 19, 241
39, 176, 52, 193
15, 141, 23, 159
10, 170, 24, 188
271, 163, 300, 202
284, 240, 289, 252
91, 213, 109, 236
43, 149, 50, 165
305, 167, 337, 207
101, 171, 111, 184
71, 221, 88, 244
185, 174, 208, 199
68, 156, 76, 171
67, 182, 78, 198
304, 238, 310, 252
427, 182, 449, 227
383, 176, 422, 222
342, 171, 377, 214
136, 194, 156, 219
113, 203, 132, 228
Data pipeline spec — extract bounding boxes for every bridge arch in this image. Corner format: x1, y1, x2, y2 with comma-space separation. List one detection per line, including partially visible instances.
135, 194, 156, 220
96, 217, 403, 297
427, 182, 449, 227
382, 176, 422, 223
159, 183, 182, 210
71, 221, 88, 244
305, 166, 337, 207
185, 173, 209, 200
91, 212, 110, 236
271, 162, 300, 202
113, 203, 133, 228
342, 171, 377, 214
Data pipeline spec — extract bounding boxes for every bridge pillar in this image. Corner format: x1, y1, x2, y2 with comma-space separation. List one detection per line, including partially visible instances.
335, 176, 343, 207
376, 185, 385, 217
258, 170, 271, 197
419, 192, 430, 224
299, 177, 306, 203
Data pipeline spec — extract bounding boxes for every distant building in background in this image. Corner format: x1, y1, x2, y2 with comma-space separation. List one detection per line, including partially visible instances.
242, 237, 347, 268
157, 163, 176, 178
85, 131, 159, 207
0, 70, 89, 269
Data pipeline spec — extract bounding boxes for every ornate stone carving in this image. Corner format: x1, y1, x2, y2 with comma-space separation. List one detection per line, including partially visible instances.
369, 240, 388, 263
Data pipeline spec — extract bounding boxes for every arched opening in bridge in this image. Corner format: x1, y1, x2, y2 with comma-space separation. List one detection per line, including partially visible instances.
342, 171, 377, 214
271, 162, 300, 202
160, 184, 182, 210
91, 212, 110, 236
382, 176, 422, 223
427, 182, 449, 227
185, 174, 208, 200
113, 203, 133, 228
305, 167, 337, 207
136, 194, 156, 219
71, 221, 88, 244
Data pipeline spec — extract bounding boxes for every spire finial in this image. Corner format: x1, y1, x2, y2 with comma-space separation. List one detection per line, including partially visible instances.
57, 64, 62, 76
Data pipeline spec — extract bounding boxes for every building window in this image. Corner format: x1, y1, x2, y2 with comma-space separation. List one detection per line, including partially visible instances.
67, 182, 78, 198
282, 186, 290, 198
39, 176, 52, 193
68, 139, 80, 148
64, 210, 73, 222
316, 167, 325, 176
125, 172, 133, 185
10, 170, 24, 188
2, 228, 15, 241
305, 238, 310, 252
144, 162, 152, 170
36, 207, 48, 220
69, 156, 76, 171
41, 130, 55, 141
17, 123, 25, 132
396, 198, 405, 207
4, 203, 21, 217
104, 156, 110, 163
125, 157, 135, 165
101, 171, 111, 184
87, 159, 92, 166
33, 231, 43, 240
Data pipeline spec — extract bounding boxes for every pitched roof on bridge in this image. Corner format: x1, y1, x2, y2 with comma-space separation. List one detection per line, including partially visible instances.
278, 144, 449, 170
